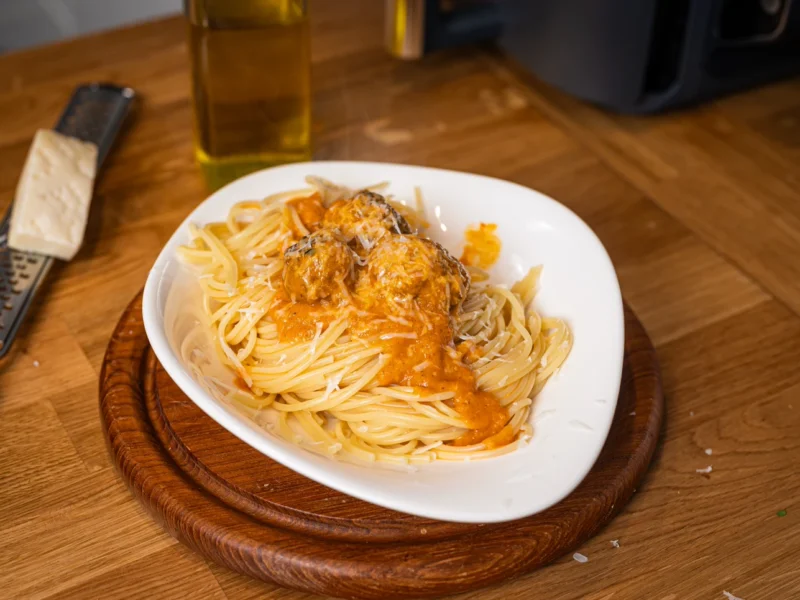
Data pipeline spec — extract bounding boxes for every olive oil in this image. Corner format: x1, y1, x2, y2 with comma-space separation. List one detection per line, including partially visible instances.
186, 0, 311, 190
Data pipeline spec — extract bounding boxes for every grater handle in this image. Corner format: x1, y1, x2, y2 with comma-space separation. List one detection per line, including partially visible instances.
0, 83, 135, 359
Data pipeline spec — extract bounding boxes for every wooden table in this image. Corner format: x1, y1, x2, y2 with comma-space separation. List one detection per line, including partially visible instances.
1, 2, 799, 599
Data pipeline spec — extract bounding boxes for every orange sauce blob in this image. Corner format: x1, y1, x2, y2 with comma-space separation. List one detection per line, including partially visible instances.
460, 223, 501, 269
267, 289, 338, 341
286, 192, 326, 237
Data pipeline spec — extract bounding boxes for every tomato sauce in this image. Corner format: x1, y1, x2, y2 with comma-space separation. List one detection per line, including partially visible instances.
269, 199, 510, 447
460, 223, 501, 269
286, 192, 326, 237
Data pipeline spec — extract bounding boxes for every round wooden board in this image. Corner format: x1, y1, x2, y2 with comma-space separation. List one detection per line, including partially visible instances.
100, 292, 663, 600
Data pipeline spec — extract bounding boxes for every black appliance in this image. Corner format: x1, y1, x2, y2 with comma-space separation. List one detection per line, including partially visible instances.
386, 0, 800, 113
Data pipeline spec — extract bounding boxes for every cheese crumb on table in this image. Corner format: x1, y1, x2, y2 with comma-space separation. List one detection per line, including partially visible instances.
572, 552, 588, 563
8, 129, 98, 261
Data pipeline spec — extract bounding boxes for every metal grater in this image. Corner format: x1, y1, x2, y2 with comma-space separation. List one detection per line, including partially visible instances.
0, 83, 135, 358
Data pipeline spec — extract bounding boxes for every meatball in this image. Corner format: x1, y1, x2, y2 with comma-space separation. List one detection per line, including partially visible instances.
356, 235, 470, 312
322, 191, 412, 252
282, 230, 355, 302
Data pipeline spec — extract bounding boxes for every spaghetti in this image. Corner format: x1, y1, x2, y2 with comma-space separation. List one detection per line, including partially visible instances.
178, 177, 571, 465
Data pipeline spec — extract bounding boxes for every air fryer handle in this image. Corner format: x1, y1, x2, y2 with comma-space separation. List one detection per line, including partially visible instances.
386, 0, 504, 59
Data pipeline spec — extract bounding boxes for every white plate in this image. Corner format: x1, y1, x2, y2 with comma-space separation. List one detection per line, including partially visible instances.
143, 161, 624, 523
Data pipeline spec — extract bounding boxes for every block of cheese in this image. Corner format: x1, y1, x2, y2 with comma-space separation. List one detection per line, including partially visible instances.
8, 129, 98, 261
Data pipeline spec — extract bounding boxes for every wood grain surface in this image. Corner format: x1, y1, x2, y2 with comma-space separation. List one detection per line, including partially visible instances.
1, 1, 799, 598
99, 293, 661, 599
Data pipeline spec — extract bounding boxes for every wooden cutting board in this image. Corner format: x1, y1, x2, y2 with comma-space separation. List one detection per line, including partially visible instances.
99, 292, 663, 599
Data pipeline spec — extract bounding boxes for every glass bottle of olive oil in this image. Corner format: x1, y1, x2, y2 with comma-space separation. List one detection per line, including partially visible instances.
186, 0, 311, 190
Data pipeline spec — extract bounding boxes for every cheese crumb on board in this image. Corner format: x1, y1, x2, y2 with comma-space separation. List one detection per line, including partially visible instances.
8, 129, 98, 261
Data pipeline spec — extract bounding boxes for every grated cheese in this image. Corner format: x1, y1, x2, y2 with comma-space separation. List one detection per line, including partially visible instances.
309, 322, 323, 355
379, 332, 418, 340
321, 373, 343, 401
387, 315, 412, 326
356, 232, 375, 252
